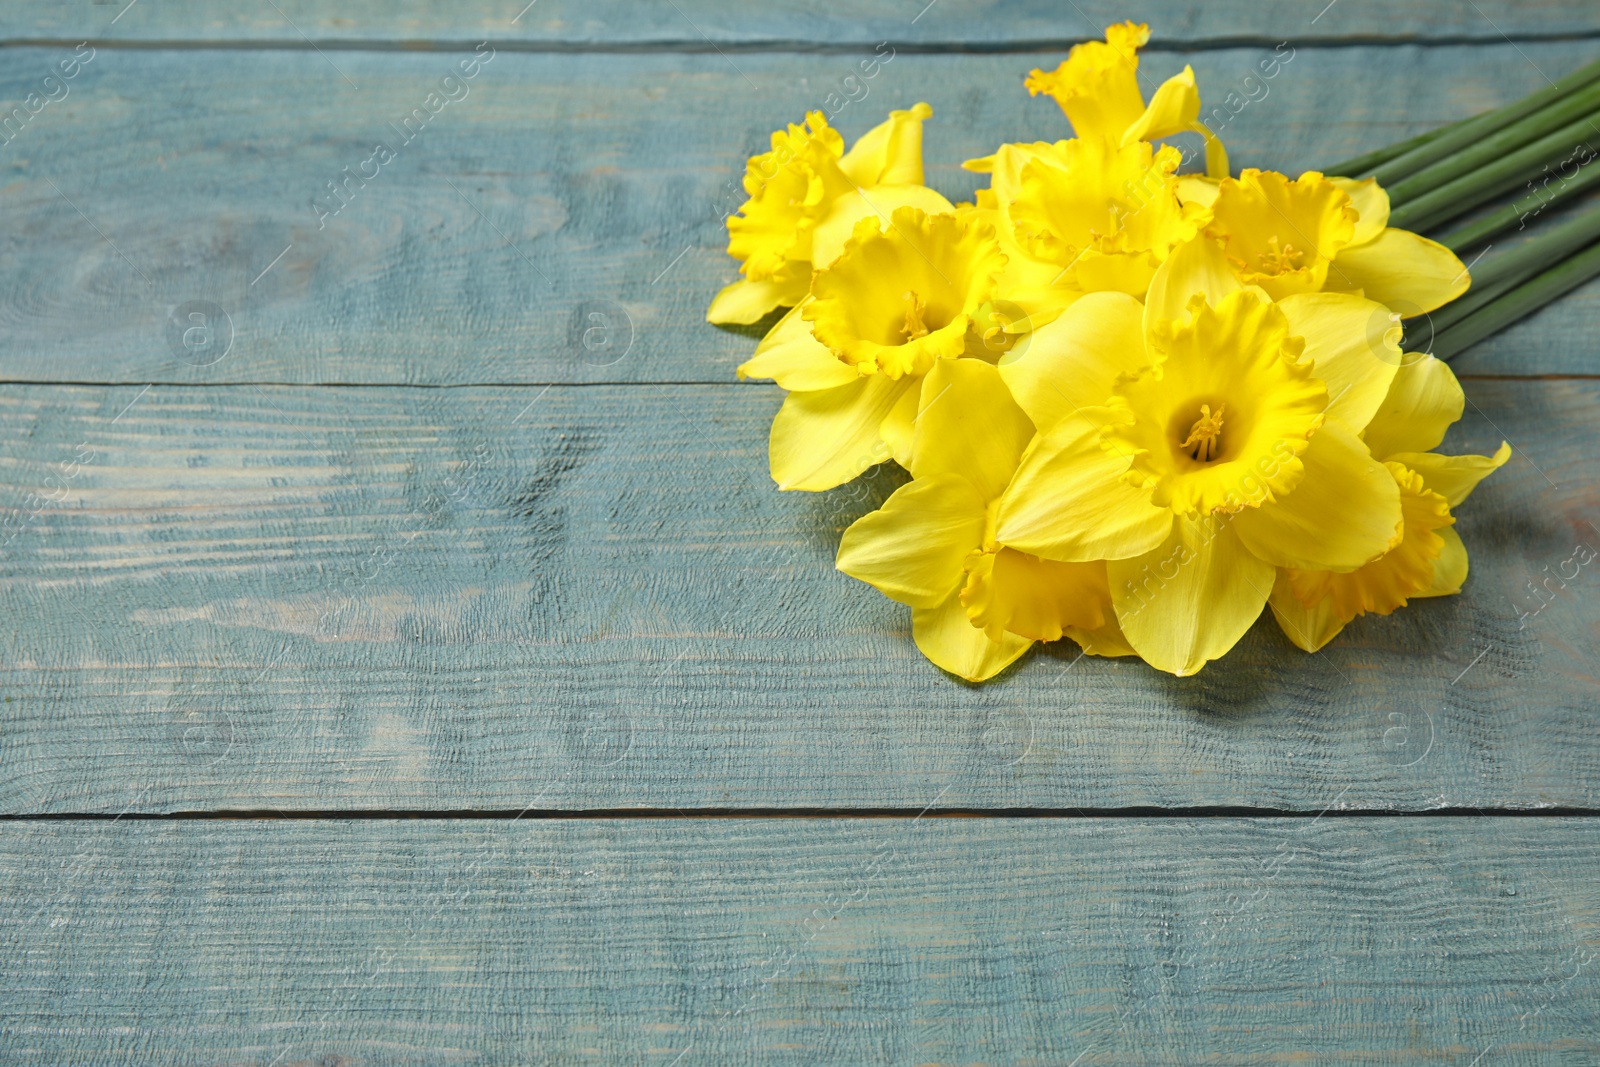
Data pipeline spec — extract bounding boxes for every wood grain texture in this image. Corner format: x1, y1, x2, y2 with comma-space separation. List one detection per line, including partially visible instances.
3, 817, 1598, 1065
0, 43, 1596, 386
7, 0, 1598, 47
0, 378, 1592, 814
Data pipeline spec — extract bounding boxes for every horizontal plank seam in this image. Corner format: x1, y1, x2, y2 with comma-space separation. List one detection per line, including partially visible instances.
2, 34, 1599, 55
6, 806, 1600, 821
0, 375, 1585, 390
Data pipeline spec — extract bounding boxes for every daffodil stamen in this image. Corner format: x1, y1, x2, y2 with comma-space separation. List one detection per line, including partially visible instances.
1180, 403, 1226, 462
902, 291, 932, 340
1256, 235, 1305, 274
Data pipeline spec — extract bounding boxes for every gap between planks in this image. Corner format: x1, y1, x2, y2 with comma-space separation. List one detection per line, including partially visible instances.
7, 806, 1600, 821
4, 34, 1600, 54
0, 375, 1588, 389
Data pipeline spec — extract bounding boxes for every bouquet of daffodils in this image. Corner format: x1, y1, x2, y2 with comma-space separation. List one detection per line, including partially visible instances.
710, 22, 1518, 681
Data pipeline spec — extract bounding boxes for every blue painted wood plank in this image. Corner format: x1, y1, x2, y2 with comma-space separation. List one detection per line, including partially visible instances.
0, 42, 1595, 385
5, 0, 1597, 47
2, 816, 1597, 1064
0, 378, 1589, 814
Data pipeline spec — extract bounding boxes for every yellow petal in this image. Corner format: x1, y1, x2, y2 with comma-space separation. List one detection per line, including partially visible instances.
912, 589, 1033, 682
1278, 461, 1453, 630
1361, 352, 1464, 458
1143, 234, 1241, 334
726, 113, 851, 280
810, 183, 957, 271
1267, 569, 1347, 653
1416, 526, 1468, 597
1109, 516, 1274, 676
1327, 227, 1469, 316
1277, 292, 1401, 432
910, 359, 1035, 501
1064, 615, 1138, 657
880, 375, 922, 468
1122, 66, 1200, 145
839, 103, 934, 188
998, 290, 1146, 432
807, 207, 1005, 379
1121, 290, 1324, 518
737, 303, 860, 390
961, 549, 1112, 642
836, 475, 986, 608
996, 412, 1172, 561
1231, 420, 1402, 571
1175, 174, 1221, 210
1327, 176, 1390, 246
1007, 138, 1200, 288
1389, 442, 1511, 506
1025, 22, 1150, 141
768, 374, 915, 491
1205, 169, 1358, 301
708, 269, 810, 325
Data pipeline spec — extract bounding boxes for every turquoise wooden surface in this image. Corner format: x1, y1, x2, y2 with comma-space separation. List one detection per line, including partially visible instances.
4, 817, 1600, 1065
0, 379, 1593, 813
1, 2, 1598, 1062
6, 0, 1597, 46
0, 43, 1596, 384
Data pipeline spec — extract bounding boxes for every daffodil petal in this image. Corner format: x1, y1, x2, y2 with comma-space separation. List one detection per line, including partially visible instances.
1144, 234, 1241, 334
1389, 442, 1511, 506
1277, 292, 1401, 432
961, 549, 1111, 642
1064, 616, 1139, 657
1109, 517, 1274, 676
708, 272, 810, 325
768, 374, 915, 491
1328, 176, 1390, 246
836, 474, 986, 608
811, 184, 957, 271
996, 413, 1172, 561
1276, 462, 1453, 627
1362, 353, 1464, 457
912, 589, 1033, 682
838, 102, 934, 188
1328, 227, 1470, 316
999, 290, 1146, 432
1232, 420, 1402, 571
880, 376, 922, 468
1267, 569, 1347, 653
1416, 526, 1468, 597
1122, 65, 1200, 145
910, 359, 1034, 501
737, 303, 860, 390
1175, 174, 1220, 210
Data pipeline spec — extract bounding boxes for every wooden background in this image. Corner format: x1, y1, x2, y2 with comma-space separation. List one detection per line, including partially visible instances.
1, 1, 1598, 1062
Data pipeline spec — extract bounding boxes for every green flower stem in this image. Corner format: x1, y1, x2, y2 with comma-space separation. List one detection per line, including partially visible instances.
1323, 119, 1460, 178
1430, 241, 1600, 361
1386, 79, 1600, 206
1386, 113, 1600, 233
1439, 157, 1600, 250
1367, 57, 1600, 184
1429, 203, 1600, 334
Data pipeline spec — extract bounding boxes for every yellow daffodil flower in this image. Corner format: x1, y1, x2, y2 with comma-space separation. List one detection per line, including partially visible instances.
736, 206, 1009, 492
1195, 168, 1470, 317
709, 104, 953, 325
1025, 22, 1228, 177
1268, 352, 1510, 650
961, 135, 1206, 327
991, 237, 1410, 675
836, 359, 1132, 681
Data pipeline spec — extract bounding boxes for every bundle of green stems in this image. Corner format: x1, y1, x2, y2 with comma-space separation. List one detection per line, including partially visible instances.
1325, 57, 1600, 360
